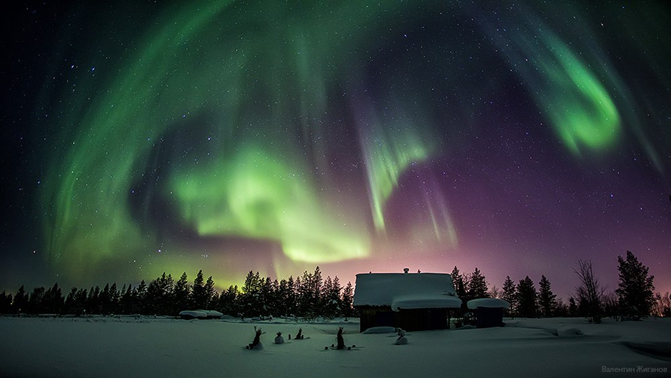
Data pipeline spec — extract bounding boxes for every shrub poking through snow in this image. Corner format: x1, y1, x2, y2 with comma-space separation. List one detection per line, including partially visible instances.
336, 327, 346, 350
246, 327, 263, 350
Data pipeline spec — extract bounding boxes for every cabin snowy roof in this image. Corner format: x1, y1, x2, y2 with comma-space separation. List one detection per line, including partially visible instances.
353, 272, 461, 311
467, 298, 511, 310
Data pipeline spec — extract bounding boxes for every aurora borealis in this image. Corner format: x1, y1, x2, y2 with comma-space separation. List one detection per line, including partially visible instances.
2, 1, 670, 298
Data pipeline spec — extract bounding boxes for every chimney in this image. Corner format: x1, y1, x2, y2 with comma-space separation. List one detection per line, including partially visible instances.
403, 268, 409, 274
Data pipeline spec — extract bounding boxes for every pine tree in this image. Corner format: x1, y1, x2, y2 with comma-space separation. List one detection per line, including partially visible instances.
516, 276, 538, 318
616, 250, 655, 319
277, 279, 290, 316
554, 298, 569, 317
501, 276, 517, 317
191, 270, 207, 309
109, 283, 120, 314
204, 276, 216, 310
120, 285, 133, 314
568, 297, 578, 317
241, 271, 263, 316
298, 267, 322, 319
217, 285, 239, 315
13, 285, 28, 314
28, 287, 46, 314
134, 281, 147, 314
173, 273, 190, 313
87, 286, 100, 314
538, 275, 557, 317
73, 288, 88, 315
259, 277, 273, 316
468, 268, 489, 299
99, 284, 112, 315
286, 276, 297, 317
331, 276, 343, 317
341, 281, 355, 318
451, 266, 467, 299
321, 276, 342, 319
43, 283, 64, 314
0, 291, 12, 314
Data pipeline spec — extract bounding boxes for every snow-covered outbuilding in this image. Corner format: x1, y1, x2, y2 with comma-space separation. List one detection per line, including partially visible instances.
353, 270, 462, 332
467, 298, 510, 328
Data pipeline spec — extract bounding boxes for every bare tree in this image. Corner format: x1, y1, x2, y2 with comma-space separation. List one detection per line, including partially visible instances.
488, 285, 501, 299
653, 292, 671, 317
573, 260, 605, 324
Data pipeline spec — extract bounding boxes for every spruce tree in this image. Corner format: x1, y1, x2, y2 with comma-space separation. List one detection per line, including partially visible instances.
451, 266, 467, 299
341, 281, 355, 318
217, 285, 238, 315
74, 288, 88, 315
616, 251, 655, 319
516, 276, 538, 318
43, 283, 64, 314
134, 281, 147, 314
173, 273, 190, 313
277, 279, 290, 316
191, 270, 207, 309
28, 287, 46, 314
468, 268, 489, 299
204, 276, 216, 310
109, 283, 120, 314
259, 277, 273, 316
501, 276, 517, 317
99, 284, 112, 314
568, 297, 578, 317
0, 291, 12, 314
321, 276, 342, 319
120, 285, 133, 314
241, 271, 263, 316
538, 275, 557, 317
331, 276, 343, 317
13, 285, 28, 313
286, 276, 297, 316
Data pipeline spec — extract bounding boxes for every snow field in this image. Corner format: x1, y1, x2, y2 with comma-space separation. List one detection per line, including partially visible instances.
1, 317, 670, 377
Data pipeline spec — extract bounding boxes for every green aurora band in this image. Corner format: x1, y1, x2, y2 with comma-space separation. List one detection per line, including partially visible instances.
39, 1, 657, 284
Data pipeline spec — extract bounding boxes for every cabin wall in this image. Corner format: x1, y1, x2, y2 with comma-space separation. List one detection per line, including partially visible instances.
398, 308, 448, 331
475, 307, 504, 328
357, 307, 450, 332
358, 306, 394, 332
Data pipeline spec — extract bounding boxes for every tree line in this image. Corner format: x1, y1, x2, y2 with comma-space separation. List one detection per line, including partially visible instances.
0, 267, 356, 319
0, 251, 666, 321
450, 250, 666, 321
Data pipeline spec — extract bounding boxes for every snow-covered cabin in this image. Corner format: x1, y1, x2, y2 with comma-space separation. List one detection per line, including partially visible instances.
467, 298, 510, 328
353, 270, 462, 332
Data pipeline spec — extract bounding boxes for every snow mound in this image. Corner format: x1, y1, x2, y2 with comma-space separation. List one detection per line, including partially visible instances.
467, 298, 510, 309
362, 326, 396, 334
203, 310, 223, 319
557, 327, 584, 337
178, 310, 223, 319
179, 310, 208, 319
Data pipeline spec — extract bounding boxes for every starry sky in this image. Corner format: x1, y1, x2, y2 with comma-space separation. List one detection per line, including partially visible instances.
2, 1, 670, 300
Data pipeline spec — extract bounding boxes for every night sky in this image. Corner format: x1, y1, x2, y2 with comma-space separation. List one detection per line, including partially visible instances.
2, 1, 670, 300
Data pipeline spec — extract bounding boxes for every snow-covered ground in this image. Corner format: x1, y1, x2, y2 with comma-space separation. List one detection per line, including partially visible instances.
1, 316, 670, 377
